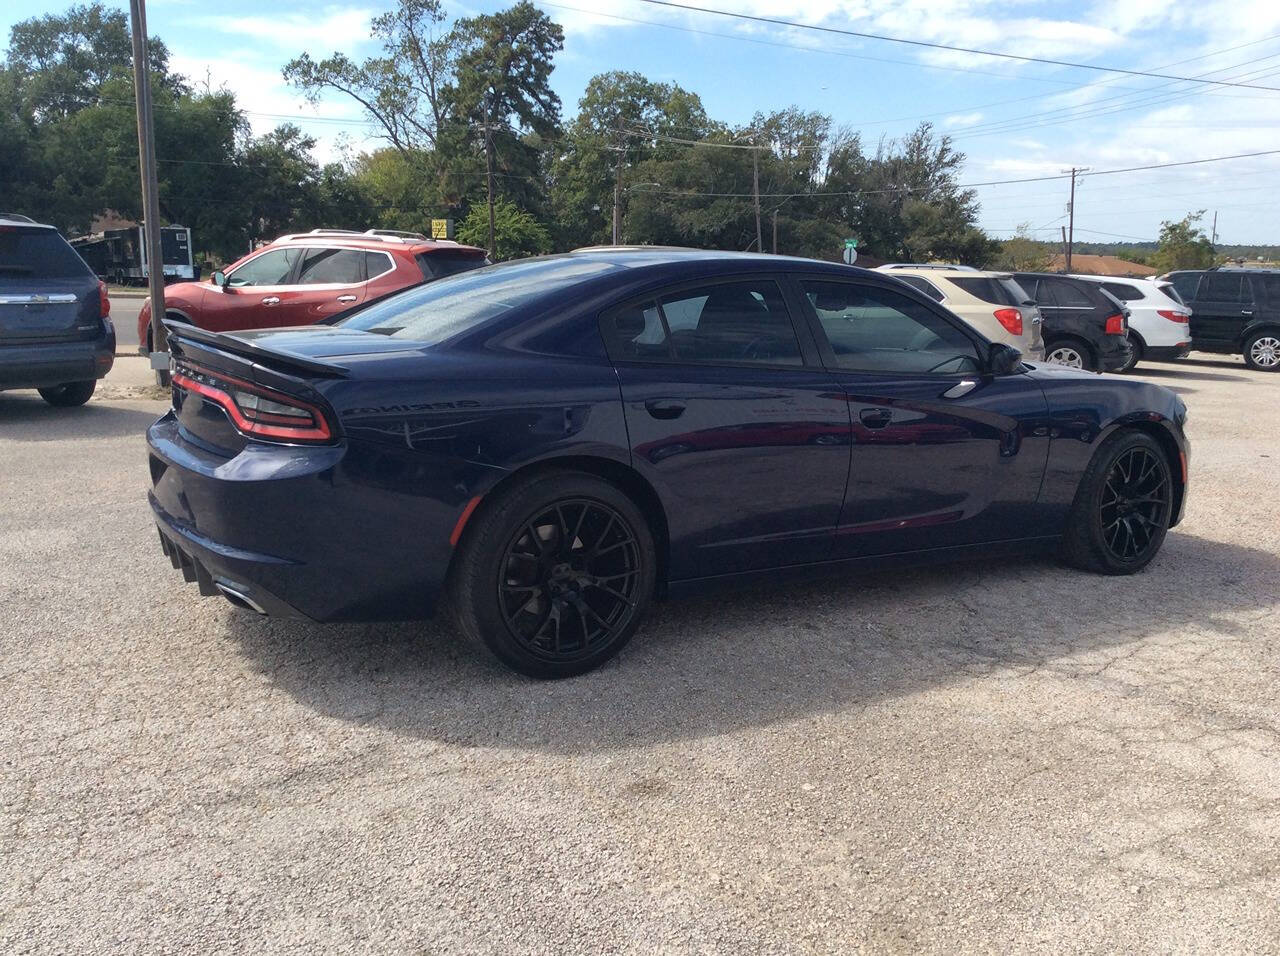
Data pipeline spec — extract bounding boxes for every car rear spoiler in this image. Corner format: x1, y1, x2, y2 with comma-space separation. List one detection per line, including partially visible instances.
161, 318, 349, 378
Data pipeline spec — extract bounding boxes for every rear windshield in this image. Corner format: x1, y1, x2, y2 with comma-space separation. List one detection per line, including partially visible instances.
0, 227, 93, 283
950, 276, 1029, 306
341, 256, 618, 342
417, 250, 490, 280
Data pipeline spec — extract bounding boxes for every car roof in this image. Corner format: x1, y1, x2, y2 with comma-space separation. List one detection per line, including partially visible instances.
271, 229, 486, 255
0, 213, 55, 229
879, 266, 1012, 279
1070, 274, 1158, 286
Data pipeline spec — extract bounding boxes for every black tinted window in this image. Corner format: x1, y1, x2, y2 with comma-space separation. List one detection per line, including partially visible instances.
1252, 275, 1280, 303
610, 280, 803, 366
950, 276, 1020, 306
1101, 281, 1142, 301
895, 275, 945, 302
297, 248, 365, 285
1201, 273, 1248, 303
1169, 272, 1201, 301
418, 250, 488, 280
803, 280, 980, 375
1044, 279, 1094, 308
0, 227, 93, 282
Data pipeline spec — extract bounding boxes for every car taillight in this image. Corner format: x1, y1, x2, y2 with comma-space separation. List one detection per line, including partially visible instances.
172, 363, 333, 443
1157, 309, 1189, 323
993, 308, 1023, 336
1104, 313, 1126, 335
98, 280, 110, 319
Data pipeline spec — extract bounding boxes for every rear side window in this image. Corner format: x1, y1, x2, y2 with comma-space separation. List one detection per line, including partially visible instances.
1200, 273, 1249, 303
605, 280, 803, 367
417, 250, 488, 280
1043, 279, 1093, 308
895, 275, 945, 302
950, 276, 1020, 306
297, 248, 365, 285
1169, 272, 1202, 302
0, 227, 93, 283
365, 252, 394, 280
1101, 282, 1142, 301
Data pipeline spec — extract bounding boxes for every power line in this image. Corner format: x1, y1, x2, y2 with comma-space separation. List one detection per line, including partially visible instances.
628, 0, 1280, 92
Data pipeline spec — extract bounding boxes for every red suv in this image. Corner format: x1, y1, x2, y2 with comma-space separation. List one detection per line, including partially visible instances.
139, 230, 488, 352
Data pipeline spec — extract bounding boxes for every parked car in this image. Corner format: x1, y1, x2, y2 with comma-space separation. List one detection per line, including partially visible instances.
1012, 273, 1134, 372
148, 249, 1189, 678
1069, 274, 1191, 372
1158, 267, 1280, 371
0, 214, 115, 406
875, 264, 1045, 360
137, 229, 488, 354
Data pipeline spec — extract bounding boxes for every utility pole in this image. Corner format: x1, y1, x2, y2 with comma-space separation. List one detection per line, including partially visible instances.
1061, 226, 1069, 268
751, 135, 762, 253
1211, 210, 1219, 246
484, 101, 496, 259
772, 208, 778, 255
128, 0, 167, 378
1061, 166, 1089, 272
612, 148, 624, 245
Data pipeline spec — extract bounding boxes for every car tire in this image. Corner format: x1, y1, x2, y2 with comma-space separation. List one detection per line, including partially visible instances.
1060, 430, 1173, 575
1116, 333, 1142, 373
446, 471, 658, 678
1243, 330, 1280, 371
1044, 337, 1096, 371
38, 381, 96, 407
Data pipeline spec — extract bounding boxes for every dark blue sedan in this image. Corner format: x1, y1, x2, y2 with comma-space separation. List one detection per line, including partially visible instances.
148, 249, 1189, 677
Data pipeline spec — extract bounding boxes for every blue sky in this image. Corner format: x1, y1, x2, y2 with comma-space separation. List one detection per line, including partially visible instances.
7, 0, 1280, 244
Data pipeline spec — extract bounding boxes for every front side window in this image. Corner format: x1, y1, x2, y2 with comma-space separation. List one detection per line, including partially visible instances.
1252, 274, 1280, 304
297, 248, 366, 285
1169, 272, 1202, 302
604, 280, 803, 366
802, 280, 980, 375
1044, 279, 1093, 308
228, 248, 302, 287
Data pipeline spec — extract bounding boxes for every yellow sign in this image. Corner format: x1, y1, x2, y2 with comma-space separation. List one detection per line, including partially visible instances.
430, 218, 452, 240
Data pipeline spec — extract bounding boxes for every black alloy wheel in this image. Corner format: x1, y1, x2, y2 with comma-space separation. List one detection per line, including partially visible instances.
497, 498, 643, 663
1098, 446, 1171, 562
448, 471, 657, 678
1061, 430, 1173, 574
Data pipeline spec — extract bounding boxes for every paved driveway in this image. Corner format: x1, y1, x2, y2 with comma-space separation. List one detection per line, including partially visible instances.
2, 356, 1277, 952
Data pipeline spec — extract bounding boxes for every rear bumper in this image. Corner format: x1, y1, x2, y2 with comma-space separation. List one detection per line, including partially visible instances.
0, 326, 115, 389
1099, 336, 1135, 372
1146, 343, 1191, 362
147, 410, 460, 621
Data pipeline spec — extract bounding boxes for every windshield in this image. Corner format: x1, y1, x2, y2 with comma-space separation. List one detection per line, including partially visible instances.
339, 256, 619, 342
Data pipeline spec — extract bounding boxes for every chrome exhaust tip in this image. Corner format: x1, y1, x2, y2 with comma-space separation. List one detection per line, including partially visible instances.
214, 581, 267, 615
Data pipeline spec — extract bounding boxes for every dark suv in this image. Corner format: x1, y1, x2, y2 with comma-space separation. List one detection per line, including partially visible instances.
1012, 273, 1133, 372
1, 215, 115, 406
1161, 268, 1280, 371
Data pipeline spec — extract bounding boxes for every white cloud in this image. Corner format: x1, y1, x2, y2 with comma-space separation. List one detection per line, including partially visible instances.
197, 7, 373, 53
944, 111, 984, 128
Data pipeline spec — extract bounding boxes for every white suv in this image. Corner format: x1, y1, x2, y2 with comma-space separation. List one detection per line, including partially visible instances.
875, 265, 1045, 360
1069, 275, 1190, 372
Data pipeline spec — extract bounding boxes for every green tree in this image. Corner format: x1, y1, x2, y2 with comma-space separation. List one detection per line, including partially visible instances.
992, 223, 1053, 272
1151, 211, 1215, 272
456, 196, 549, 259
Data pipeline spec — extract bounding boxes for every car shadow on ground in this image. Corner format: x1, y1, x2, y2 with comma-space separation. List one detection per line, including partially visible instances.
0, 393, 162, 440
224, 529, 1277, 755
1137, 365, 1251, 383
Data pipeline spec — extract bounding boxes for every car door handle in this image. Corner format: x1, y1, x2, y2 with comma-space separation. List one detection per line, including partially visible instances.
336, 294, 357, 303
644, 399, 686, 420
859, 408, 892, 428
1242, 310, 1253, 315
261, 296, 280, 305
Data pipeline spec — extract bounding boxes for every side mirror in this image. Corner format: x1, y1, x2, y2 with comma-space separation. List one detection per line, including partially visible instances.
211, 270, 227, 287
987, 342, 1023, 375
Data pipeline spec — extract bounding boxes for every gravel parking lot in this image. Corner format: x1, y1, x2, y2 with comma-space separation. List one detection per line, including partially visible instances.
2, 355, 1278, 953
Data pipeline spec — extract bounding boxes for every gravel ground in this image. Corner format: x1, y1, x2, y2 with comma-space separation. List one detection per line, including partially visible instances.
2, 355, 1278, 953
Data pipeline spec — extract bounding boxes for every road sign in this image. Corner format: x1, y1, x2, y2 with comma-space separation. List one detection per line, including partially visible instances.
430, 218, 454, 240
842, 243, 858, 266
